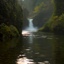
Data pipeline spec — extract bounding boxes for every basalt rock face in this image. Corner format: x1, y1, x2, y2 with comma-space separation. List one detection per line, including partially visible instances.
0, 0, 23, 33
22, 8, 29, 29
39, 0, 64, 34
32, 0, 54, 28
0, 0, 23, 39
22, 0, 54, 28
54, 0, 64, 16
33, 1, 54, 28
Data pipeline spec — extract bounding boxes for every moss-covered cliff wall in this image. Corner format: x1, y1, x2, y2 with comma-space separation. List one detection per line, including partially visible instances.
39, 0, 64, 34
0, 0, 23, 39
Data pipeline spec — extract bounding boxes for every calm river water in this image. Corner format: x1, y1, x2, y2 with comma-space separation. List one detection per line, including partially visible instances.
0, 32, 64, 64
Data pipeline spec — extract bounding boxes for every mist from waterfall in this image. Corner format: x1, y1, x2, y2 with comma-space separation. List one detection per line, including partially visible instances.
25, 18, 38, 32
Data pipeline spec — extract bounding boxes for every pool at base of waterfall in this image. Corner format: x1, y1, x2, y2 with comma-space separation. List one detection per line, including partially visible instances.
1, 32, 64, 64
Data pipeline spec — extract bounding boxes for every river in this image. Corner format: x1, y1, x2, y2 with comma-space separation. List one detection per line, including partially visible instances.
0, 32, 64, 64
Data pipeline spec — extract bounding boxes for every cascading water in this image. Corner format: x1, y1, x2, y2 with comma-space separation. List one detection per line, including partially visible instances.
22, 18, 38, 36
29, 19, 34, 29
26, 18, 38, 32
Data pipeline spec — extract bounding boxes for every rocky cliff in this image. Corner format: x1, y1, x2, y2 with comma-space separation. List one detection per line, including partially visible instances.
21, 0, 54, 28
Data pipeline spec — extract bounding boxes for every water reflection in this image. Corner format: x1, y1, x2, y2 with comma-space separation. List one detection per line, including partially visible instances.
16, 33, 51, 64
0, 32, 64, 64
17, 56, 34, 64
17, 54, 50, 64
28, 33, 33, 44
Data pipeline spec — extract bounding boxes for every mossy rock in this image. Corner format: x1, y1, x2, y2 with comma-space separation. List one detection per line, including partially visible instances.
0, 23, 19, 39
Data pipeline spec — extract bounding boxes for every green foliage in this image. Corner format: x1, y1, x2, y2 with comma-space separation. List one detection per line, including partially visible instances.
0, 0, 23, 41
10, 25, 19, 36
0, 23, 19, 39
54, 0, 64, 16
40, 0, 64, 34
40, 14, 64, 34
0, 0, 23, 32
33, 2, 46, 14
50, 14, 64, 31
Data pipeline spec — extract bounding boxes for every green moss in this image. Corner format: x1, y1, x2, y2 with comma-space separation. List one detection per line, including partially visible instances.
0, 0, 23, 33
39, 0, 64, 34
40, 14, 64, 34
0, 23, 19, 39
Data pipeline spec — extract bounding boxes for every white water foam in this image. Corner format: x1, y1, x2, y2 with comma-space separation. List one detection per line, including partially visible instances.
25, 18, 38, 32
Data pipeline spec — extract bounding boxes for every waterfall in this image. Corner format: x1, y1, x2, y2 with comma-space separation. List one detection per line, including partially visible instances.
22, 18, 38, 36
29, 19, 34, 29
26, 18, 38, 32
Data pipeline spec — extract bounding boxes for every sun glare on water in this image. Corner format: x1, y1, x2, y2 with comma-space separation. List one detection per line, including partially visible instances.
16, 54, 50, 64
17, 57, 34, 64
22, 30, 31, 36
